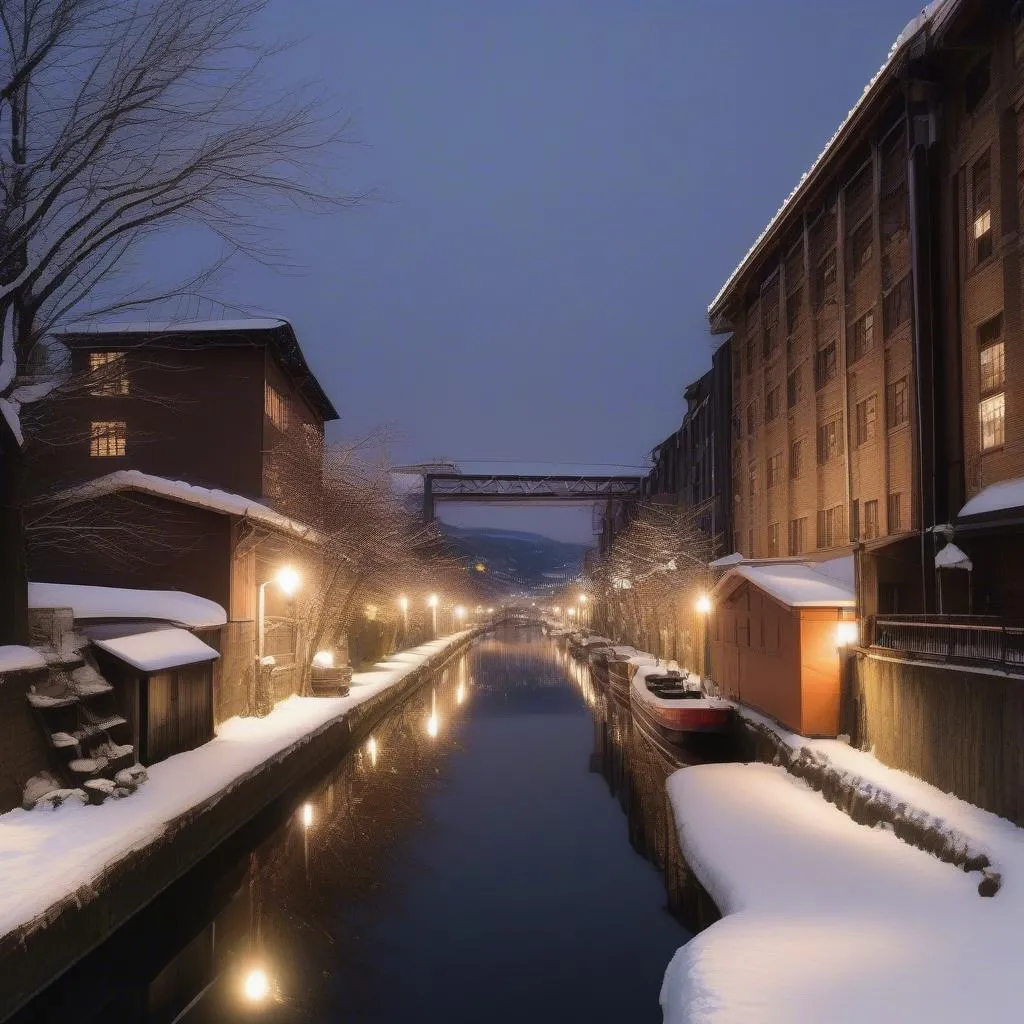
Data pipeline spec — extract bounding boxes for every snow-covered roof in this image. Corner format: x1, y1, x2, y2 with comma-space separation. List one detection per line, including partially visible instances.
708, 0, 958, 320
58, 318, 288, 334
710, 552, 745, 568
935, 542, 972, 571
29, 582, 227, 628
959, 477, 1024, 520
715, 556, 855, 609
0, 646, 47, 674
58, 470, 317, 541
93, 628, 219, 673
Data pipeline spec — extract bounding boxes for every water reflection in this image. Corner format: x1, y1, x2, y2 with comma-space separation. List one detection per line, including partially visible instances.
15, 627, 691, 1024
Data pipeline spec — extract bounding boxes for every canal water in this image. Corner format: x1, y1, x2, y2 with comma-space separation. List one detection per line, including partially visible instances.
14, 626, 692, 1024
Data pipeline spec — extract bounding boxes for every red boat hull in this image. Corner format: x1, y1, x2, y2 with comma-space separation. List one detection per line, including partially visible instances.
646, 704, 731, 734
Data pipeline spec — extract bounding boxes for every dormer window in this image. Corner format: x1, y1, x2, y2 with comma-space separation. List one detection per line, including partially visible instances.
89, 351, 128, 396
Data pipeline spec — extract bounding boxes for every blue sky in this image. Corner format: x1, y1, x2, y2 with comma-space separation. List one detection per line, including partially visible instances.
132, 1, 932, 542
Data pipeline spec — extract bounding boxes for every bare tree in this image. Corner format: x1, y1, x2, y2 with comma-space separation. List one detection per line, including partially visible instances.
592, 500, 713, 668
0, 0, 358, 642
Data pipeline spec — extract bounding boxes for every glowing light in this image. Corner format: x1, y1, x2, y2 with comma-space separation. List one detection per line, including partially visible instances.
426, 713, 440, 738
454, 606, 466, 621
427, 594, 439, 608
398, 596, 409, 612
474, 562, 487, 573
578, 594, 588, 604
367, 735, 378, 766
301, 802, 314, 828
553, 606, 561, 614
487, 607, 494, 614
456, 683, 466, 705
695, 594, 712, 615
243, 968, 271, 1003
836, 621, 859, 647
275, 565, 300, 597
364, 603, 379, 620
312, 650, 334, 668
567, 607, 576, 618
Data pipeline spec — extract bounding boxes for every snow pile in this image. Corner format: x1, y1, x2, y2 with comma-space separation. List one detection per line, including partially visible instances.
29, 581, 226, 628
0, 646, 46, 674
661, 760, 1024, 1024
0, 631, 473, 939
94, 628, 219, 672
959, 476, 1024, 519
55, 470, 315, 541
935, 542, 972, 570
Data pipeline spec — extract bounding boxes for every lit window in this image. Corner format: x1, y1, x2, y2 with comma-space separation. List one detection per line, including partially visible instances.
980, 393, 1005, 450
89, 420, 126, 457
89, 351, 128, 396
264, 383, 288, 431
972, 152, 993, 263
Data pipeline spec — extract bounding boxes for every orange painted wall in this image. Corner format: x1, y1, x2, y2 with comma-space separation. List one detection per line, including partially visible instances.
797, 608, 843, 736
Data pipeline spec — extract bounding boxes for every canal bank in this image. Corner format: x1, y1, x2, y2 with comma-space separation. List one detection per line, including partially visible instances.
0, 629, 480, 1021
14, 626, 691, 1023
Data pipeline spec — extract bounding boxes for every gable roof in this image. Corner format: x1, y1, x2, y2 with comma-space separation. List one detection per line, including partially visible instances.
54, 318, 339, 422
714, 556, 855, 609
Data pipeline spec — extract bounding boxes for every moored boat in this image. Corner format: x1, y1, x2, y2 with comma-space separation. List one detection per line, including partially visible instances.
630, 667, 731, 737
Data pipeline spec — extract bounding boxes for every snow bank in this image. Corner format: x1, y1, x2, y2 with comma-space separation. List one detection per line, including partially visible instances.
94, 628, 219, 672
0, 646, 46, 673
661, 761, 1024, 1024
0, 632, 472, 940
29, 582, 226, 628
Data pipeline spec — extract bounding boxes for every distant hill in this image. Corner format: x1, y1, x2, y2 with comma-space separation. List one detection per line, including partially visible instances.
441, 525, 592, 591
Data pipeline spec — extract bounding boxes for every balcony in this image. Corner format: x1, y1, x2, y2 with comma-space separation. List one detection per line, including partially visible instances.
869, 615, 1024, 669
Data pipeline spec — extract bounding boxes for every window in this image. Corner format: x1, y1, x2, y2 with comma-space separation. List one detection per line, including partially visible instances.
883, 275, 911, 337
763, 299, 779, 356
850, 310, 874, 363
788, 517, 807, 556
816, 505, 846, 548
888, 492, 903, 532
855, 395, 877, 446
863, 499, 880, 540
973, 151, 993, 263
880, 186, 908, 244
767, 523, 780, 557
767, 452, 783, 488
89, 420, 126, 457
787, 365, 803, 409
979, 316, 1004, 392
814, 250, 837, 308
965, 57, 991, 115
887, 377, 909, 427
264, 383, 289, 431
817, 414, 844, 464
765, 386, 781, 423
815, 340, 837, 389
980, 393, 1005, 450
88, 351, 129, 396
847, 218, 873, 280
790, 439, 803, 479
786, 288, 803, 334
746, 401, 758, 436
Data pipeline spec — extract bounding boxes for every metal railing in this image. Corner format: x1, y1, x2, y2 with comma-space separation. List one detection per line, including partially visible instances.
870, 615, 1024, 668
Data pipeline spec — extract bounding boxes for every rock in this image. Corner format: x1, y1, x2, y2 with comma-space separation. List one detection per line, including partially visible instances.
22, 771, 63, 809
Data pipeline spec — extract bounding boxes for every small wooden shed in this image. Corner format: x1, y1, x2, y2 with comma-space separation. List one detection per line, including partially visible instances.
708, 557, 856, 737
90, 625, 220, 765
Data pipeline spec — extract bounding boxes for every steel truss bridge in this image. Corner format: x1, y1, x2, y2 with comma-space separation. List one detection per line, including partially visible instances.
422, 472, 644, 520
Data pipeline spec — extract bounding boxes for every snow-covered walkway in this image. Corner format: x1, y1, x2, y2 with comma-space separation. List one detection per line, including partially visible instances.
661, 761, 1024, 1023
0, 632, 472, 940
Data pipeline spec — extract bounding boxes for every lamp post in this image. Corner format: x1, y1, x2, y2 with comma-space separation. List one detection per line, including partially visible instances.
578, 593, 588, 628
695, 593, 712, 681
427, 593, 439, 636
253, 565, 300, 716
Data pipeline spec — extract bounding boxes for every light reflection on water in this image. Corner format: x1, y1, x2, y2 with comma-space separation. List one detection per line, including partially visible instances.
15, 626, 692, 1024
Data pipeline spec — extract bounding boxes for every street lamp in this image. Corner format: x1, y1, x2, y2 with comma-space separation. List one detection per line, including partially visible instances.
454, 606, 466, 627
427, 593, 439, 636
695, 593, 712, 680
254, 565, 300, 715
399, 595, 409, 633
695, 594, 712, 615
243, 967, 271, 1003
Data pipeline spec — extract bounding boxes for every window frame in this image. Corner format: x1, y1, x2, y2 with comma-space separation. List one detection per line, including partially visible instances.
89, 420, 127, 458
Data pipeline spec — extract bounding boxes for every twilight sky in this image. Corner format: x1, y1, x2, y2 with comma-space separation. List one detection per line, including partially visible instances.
139, 0, 931, 542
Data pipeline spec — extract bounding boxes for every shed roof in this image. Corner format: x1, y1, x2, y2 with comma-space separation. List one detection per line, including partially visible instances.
94, 627, 220, 673
714, 556, 855, 609
54, 317, 339, 422
29, 581, 227, 627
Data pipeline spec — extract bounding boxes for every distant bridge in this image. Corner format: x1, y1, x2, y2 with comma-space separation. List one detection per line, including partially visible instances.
421, 473, 643, 521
